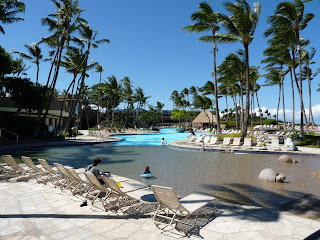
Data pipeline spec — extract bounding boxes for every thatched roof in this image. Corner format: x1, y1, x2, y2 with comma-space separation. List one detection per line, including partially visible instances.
192, 109, 217, 123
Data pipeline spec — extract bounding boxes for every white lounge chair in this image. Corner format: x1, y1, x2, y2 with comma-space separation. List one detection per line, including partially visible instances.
231, 137, 241, 149
193, 136, 203, 144
208, 137, 218, 147
221, 137, 231, 148
64, 167, 91, 196
151, 185, 216, 235
38, 159, 60, 184
84, 172, 112, 210
21, 156, 46, 182
2, 155, 31, 180
271, 138, 282, 151
101, 176, 154, 215
242, 138, 252, 149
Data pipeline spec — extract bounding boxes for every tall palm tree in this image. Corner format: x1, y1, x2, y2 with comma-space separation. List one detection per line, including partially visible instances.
263, 69, 282, 130
217, 0, 261, 138
58, 47, 87, 129
34, 0, 86, 136
266, 0, 314, 136
95, 64, 104, 125
105, 75, 122, 125
66, 23, 109, 130
0, 0, 25, 34
13, 43, 43, 84
302, 47, 316, 128
183, 1, 221, 134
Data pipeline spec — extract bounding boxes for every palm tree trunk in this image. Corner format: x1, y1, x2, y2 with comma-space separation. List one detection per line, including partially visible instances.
225, 95, 229, 126
297, 35, 309, 135
233, 94, 239, 129
251, 92, 254, 130
289, 68, 295, 130
276, 84, 281, 131
242, 45, 250, 138
307, 66, 315, 128
213, 41, 221, 134
57, 75, 77, 130
97, 72, 101, 126
281, 76, 286, 130
240, 84, 244, 129
36, 63, 39, 85
255, 93, 263, 128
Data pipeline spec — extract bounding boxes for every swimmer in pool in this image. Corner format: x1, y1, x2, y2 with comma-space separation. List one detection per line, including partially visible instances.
143, 166, 151, 174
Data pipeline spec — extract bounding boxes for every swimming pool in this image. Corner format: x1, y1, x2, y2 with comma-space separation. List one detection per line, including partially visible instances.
114, 128, 199, 146
8, 145, 320, 208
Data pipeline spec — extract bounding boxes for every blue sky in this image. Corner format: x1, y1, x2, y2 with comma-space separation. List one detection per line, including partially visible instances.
2, 0, 320, 123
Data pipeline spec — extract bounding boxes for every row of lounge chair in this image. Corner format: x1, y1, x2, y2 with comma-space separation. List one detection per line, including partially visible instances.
0, 155, 217, 235
178, 136, 291, 151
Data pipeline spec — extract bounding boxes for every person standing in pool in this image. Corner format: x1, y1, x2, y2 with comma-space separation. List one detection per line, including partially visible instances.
143, 166, 151, 174
161, 138, 167, 145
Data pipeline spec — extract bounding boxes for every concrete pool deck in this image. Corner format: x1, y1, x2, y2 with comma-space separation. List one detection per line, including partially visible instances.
1, 174, 320, 240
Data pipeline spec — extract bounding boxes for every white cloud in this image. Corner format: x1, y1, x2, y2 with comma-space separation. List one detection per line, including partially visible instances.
253, 104, 320, 125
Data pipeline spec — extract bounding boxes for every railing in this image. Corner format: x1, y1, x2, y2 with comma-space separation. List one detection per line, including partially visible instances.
0, 128, 19, 144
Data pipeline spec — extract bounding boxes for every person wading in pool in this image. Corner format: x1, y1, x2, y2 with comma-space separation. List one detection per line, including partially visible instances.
161, 138, 167, 145
143, 166, 151, 174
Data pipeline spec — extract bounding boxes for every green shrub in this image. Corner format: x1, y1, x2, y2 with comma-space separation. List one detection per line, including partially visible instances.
294, 134, 320, 147
263, 119, 276, 125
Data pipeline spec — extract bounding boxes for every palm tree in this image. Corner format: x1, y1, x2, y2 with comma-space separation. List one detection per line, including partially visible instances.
217, 0, 261, 138
13, 43, 43, 84
58, 47, 87, 129
66, 23, 109, 130
34, 0, 86, 136
105, 75, 122, 125
194, 95, 212, 126
183, 2, 221, 134
302, 47, 316, 128
95, 64, 104, 125
0, 0, 25, 34
266, 0, 314, 136
11, 57, 30, 77
263, 69, 282, 130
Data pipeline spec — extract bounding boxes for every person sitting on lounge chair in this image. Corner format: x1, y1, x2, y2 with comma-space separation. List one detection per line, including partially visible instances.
86, 158, 104, 185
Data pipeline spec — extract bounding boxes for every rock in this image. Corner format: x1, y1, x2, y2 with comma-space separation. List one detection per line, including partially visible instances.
312, 172, 320, 179
258, 168, 286, 182
280, 194, 320, 220
278, 154, 298, 163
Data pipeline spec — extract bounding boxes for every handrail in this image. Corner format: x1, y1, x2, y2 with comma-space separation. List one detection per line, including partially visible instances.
0, 128, 19, 144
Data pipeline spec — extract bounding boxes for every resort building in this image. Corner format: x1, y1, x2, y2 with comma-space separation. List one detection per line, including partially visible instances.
0, 96, 71, 129
192, 109, 217, 129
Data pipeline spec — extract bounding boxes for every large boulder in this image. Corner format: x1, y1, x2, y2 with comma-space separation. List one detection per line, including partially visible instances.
258, 168, 286, 182
278, 154, 298, 163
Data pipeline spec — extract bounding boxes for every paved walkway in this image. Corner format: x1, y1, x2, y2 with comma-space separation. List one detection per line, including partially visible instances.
1, 179, 320, 240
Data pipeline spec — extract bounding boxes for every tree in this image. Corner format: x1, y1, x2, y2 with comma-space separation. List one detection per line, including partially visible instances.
193, 95, 212, 126
11, 57, 30, 77
34, 0, 86, 136
183, 1, 221, 134
266, 0, 314, 136
0, 0, 25, 34
217, 0, 261, 138
105, 75, 122, 125
95, 64, 104, 125
264, 69, 282, 130
13, 43, 43, 84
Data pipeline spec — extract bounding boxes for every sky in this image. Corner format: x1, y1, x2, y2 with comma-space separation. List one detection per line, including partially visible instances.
1, 0, 320, 123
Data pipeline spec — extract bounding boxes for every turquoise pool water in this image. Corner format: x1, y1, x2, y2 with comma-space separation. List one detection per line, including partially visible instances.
114, 128, 199, 146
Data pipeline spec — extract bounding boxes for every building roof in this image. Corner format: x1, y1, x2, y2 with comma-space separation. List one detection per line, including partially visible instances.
192, 109, 217, 123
